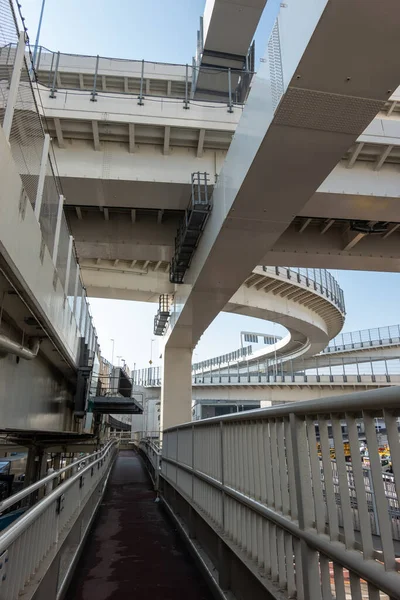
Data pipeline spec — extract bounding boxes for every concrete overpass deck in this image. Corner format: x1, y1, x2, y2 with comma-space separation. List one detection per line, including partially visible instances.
81, 260, 345, 363
15, 41, 400, 272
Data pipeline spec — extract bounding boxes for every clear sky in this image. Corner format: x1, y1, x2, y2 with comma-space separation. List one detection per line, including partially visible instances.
18, 0, 400, 371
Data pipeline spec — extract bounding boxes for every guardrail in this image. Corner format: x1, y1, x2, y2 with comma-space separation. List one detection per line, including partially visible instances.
323, 324, 400, 354
138, 438, 161, 489
0, 439, 118, 598
263, 266, 345, 314
132, 356, 400, 387
32, 46, 254, 108
161, 388, 400, 599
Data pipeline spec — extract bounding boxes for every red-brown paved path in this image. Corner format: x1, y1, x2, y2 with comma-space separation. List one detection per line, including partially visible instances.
66, 450, 212, 600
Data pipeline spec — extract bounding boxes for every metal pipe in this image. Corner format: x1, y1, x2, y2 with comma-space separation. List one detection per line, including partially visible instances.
0, 334, 40, 360
31, 0, 46, 73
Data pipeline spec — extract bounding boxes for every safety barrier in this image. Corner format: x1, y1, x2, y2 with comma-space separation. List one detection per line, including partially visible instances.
32, 46, 254, 108
0, 439, 118, 599
263, 266, 345, 314
132, 356, 400, 388
160, 388, 400, 599
323, 324, 400, 354
139, 438, 161, 489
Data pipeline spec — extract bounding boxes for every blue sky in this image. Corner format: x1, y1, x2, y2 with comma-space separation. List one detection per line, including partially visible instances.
18, 0, 400, 370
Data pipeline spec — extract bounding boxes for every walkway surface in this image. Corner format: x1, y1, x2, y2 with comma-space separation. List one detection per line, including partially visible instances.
66, 450, 213, 600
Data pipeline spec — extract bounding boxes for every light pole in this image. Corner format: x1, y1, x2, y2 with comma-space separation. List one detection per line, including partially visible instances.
110, 338, 115, 365
150, 339, 155, 364
32, 0, 46, 72
117, 355, 122, 367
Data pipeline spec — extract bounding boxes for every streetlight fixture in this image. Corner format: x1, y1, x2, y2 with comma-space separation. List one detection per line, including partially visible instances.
32, 0, 46, 72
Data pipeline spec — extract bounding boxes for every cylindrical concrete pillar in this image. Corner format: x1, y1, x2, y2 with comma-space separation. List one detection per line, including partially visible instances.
160, 346, 192, 431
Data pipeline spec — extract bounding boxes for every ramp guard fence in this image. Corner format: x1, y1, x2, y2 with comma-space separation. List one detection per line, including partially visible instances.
33, 46, 254, 109
263, 266, 345, 314
0, 0, 99, 358
0, 439, 118, 598
132, 356, 400, 388
161, 388, 400, 599
323, 324, 400, 354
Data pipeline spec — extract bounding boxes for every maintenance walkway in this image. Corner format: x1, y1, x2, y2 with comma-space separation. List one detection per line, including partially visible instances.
65, 450, 212, 600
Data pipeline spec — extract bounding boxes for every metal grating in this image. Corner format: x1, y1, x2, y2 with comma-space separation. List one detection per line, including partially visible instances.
170, 172, 212, 284
274, 86, 384, 135
268, 19, 284, 111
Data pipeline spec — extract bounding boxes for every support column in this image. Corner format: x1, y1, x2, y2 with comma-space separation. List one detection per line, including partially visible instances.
160, 346, 192, 431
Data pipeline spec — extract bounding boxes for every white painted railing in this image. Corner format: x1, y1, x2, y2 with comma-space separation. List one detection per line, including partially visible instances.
0, 439, 118, 598
161, 388, 400, 599
139, 438, 161, 489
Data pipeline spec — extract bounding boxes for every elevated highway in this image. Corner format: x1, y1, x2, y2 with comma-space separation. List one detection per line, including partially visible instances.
81, 261, 345, 362
10, 49, 400, 271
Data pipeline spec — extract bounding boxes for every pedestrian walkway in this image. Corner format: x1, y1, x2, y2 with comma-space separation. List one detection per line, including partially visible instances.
66, 450, 212, 600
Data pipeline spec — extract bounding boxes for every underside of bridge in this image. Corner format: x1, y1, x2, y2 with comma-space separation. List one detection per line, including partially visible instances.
1, 0, 400, 599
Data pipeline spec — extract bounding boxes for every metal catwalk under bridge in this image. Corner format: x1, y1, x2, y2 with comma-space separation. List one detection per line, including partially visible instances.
65, 450, 213, 600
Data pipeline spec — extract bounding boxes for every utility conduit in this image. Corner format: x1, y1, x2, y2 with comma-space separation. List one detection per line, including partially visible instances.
0, 333, 40, 360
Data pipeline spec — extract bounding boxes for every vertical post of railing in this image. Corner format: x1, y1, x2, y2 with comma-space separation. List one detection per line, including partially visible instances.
290, 413, 321, 598
36, 45, 42, 73
3, 31, 26, 141
355, 355, 360, 382
218, 420, 231, 591
227, 68, 233, 113
138, 59, 144, 105
370, 359, 375, 382
52, 194, 65, 266
191, 56, 196, 99
384, 358, 390, 382
50, 51, 60, 98
72, 265, 80, 320
79, 289, 85, 333
47, 52, 54, 87
184, 63, 189, 109
34, 133, 51, 220
91, 54, 99, 102
64, 235, 73, 299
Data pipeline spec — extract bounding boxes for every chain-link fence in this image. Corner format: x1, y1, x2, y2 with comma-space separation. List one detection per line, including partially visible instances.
0, 0, 18, 121
0, 0, 99, 359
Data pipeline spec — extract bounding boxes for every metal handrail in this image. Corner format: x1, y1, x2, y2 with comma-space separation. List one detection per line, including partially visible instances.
0, 439, 118, 553
263, 265, 345, 314
323, 324, 400, 353
164, 386, 400, 431
0, 439, 115, 514
161, 386, 400, 598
